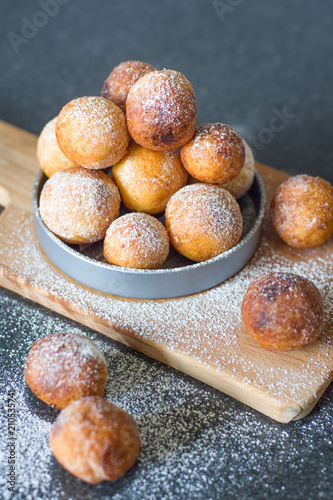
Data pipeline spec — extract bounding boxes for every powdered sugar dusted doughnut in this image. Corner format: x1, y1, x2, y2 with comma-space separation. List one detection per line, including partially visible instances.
241, 272, 324, 351
49, 396, 141, 484
39, 166, 120, 244
126, 69, 196, 151
180, 123, 245, 184
25, 333, 107, 409
112, 141, 188, 214
56, 96, 129, 169
270, 174, 333, 248
165, 184, 243, 262
101, 60, 156, 113
219, 141, 255, 198
104, 212, 169, 269
37, 117, 77, 177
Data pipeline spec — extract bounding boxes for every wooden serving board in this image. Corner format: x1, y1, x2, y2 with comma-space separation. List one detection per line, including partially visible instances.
1, 119, 333, 423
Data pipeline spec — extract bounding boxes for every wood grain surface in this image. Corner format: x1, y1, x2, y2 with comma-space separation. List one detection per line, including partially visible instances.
0, 119, 332, 423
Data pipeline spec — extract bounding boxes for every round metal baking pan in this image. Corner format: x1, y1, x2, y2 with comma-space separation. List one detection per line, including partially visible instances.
32, 170, 266, 299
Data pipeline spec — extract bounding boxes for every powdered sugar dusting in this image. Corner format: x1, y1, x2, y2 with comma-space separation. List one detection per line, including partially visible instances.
112, 143, 188, 214
56, 96, 129, 168
104, 212, 169, 269
165, 183, 243, 252
126, 69, 196, 149
128, 69, 196, 126
271, 174, 333, 247
39, 167, 120, 244
1, 288, 333, 499
1, 199, 333, 412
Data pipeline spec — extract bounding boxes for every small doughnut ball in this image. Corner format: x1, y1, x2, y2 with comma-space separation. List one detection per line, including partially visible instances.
241, 272, 324, 351
112, 141, 188, 214
104, 212, 169, 269
25, 333, 107, 409
165, 184, 243, 262
126, 69, 196, 151
49, 396, 141, 484
101, 60, 156, 113
270, 174, 333, 248
219, 141, 255, 198
188, 140, 255, 199
56, 96, 129, 169
39, 166, 120, 244
180, 123, 245, 184
37, 117, 77, 177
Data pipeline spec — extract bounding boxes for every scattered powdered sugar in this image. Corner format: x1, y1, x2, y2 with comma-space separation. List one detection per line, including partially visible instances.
1, 289, 333, 499
1, 201, 333, 412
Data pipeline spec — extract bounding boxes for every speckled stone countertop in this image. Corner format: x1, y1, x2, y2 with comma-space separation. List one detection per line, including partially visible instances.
1, 1, 333, 498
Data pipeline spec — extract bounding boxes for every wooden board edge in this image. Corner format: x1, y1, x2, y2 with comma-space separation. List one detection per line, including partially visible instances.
0, 264, 312, 424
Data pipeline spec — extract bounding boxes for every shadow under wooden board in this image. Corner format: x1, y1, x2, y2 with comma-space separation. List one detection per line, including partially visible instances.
0, 119, 332, 423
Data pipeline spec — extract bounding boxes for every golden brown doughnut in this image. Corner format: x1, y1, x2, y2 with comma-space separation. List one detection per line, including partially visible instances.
112, 141, 188, 214
165, 184, 243, 262
219, 140, 255, 198
126, 69, 196, 151
25, 333, 107, 409
104, 212, 169, 269
270, 174, 333, 248
180, 123, 245, 184
101, 60, 156, 112
241, 272, 324, 351
49, 396, 141, 484
37, 117, 77, 177
188, 140, 255, 199
39, 166, 120, 244
56, 96, 129, 169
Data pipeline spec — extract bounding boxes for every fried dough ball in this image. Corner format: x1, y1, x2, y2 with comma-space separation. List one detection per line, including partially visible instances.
270, 174, 333, 248
101, 60, 156, 113
56, 96, 129, 169
126, 69, 196, 151
37, 117, 77, 177
112, 141, 188, 214
188, 140, 255, 199
180, 123, 245, 184
104, 212, 169, 269
25, 333, 107, 409
49, 396, 141, 484
39, 166, 120, 244
165, 184, 243, 262
241, 272, 324, 351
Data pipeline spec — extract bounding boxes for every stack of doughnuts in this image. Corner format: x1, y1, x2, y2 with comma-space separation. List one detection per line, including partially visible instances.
38, 60, 255, 269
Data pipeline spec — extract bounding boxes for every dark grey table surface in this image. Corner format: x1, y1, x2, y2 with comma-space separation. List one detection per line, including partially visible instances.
1, 1, 333, 499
